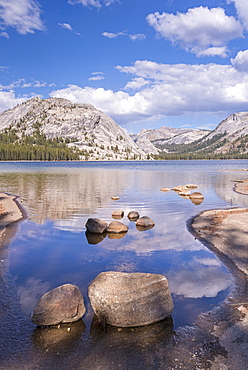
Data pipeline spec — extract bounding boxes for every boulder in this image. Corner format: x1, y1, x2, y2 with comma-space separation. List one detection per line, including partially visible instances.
112, 210, 124, 219
127, 211, 139, 221
88, 271, 174, 327
185, 184, 198, 189
85, 218, 108, 234
136, 216, 155, 228
31, 284, 86, 326
189, 192, 204, 199
107, 221, 128, 234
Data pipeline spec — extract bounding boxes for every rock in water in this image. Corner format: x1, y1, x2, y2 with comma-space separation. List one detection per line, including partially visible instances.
31, 284, 86, 326
127, 211, 139, 221
189, 192, 204, 199
112, 210, 124, 219
107, 221, 128, 233
111, 196, 120, 200
185, 184, 198, 189
85, 218, 108, 234
88, 271, 173, 327
136, 216, 155, 228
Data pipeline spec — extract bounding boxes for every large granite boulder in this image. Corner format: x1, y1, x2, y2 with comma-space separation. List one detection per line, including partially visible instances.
107, 221, 128, 233
31, 284, 86, 326
85, 218, 108, 234
88, 271, 173, 327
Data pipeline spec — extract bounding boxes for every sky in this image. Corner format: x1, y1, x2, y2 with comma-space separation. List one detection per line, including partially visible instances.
1, 0, 248, 133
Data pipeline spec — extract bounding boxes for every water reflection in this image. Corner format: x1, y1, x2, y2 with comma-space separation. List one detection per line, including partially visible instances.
32, 320, 86, 350
0, 160, 247, 368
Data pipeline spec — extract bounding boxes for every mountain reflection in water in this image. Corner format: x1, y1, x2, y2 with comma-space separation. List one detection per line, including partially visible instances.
0, 160, 248, 368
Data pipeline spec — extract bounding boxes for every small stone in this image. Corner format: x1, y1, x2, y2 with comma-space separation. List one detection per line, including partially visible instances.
160, 188, 170, 192
85, 218, 108, 234
111, 196, 120, 200
185, 184, 198, 189
172, 185, 188, 192
107, 221, 128, 234
178, 189, 191, 196
31, 284, 86, 326
112, 210, 124, 219
88, 271, 174, 327
127, 211, 139, 221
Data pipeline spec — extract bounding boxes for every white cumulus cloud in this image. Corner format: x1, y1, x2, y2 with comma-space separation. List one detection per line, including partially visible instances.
50, 60, 248, 125
228, 0, 248, 30
0, 0, 45, 34
124, 77, 150, 90
147, 6, 243, 57
0, 90, 27, 112
231, 49, 248, 71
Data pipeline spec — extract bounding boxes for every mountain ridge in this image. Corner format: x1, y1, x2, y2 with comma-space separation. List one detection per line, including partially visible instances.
0, 97, 248, 160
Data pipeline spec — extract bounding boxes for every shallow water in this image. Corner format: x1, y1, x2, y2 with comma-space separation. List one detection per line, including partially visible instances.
1, 160, 248, 368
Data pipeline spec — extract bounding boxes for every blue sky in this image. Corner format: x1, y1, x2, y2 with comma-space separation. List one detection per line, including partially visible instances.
1, 0, 248, 132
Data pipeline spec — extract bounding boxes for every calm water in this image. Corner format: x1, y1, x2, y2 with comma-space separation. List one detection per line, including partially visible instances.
1, 160, 248, 368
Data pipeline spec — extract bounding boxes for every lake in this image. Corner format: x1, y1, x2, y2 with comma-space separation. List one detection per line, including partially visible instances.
0, 160, 248, 369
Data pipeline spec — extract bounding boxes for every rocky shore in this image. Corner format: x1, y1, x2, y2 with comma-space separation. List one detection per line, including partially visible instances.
182, 206, 248, 369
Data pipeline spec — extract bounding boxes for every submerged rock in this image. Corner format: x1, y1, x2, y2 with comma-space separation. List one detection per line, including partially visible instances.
31, 284, 86, 326
88, 271, 173, 327
127, 211, 139, 221
85, 218, 108, 234
107, 221, 128, 233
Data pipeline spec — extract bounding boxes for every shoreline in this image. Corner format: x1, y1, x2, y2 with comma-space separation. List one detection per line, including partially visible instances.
0, 192, 26, 229
180, 206, 248, 369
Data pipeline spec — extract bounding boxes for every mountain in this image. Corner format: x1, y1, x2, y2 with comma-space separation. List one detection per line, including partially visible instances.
145, 112, 248, 159
131, 126, 210, 155
1, 97, 248, 160
0, 97, 146, 160
200, 112, 248, 154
